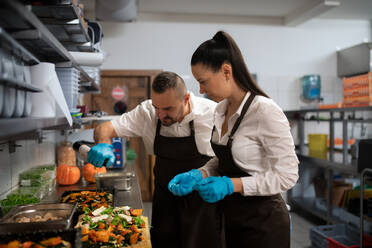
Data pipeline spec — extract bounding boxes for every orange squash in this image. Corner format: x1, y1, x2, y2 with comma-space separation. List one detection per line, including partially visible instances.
57, 164, 80, 185
83, 163, 107, 183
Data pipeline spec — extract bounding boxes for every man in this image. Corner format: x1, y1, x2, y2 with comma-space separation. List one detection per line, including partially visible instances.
87, 71, 221, 248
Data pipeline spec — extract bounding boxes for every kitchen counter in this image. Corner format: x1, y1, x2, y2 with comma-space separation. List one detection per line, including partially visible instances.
43, 162, 143, 209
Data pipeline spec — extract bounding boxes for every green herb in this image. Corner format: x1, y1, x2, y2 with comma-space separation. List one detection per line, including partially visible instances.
1, 193, 40, 214
89, 222, 98, 229
83, 215, 91, 223
134, 216, 143, 226
121, 219, 131, 228
111, 216, 121, 226
101, 206, 113, 215
84, 207, 91, 214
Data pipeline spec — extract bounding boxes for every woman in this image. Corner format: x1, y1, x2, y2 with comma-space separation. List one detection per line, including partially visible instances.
168, 31, 299, 248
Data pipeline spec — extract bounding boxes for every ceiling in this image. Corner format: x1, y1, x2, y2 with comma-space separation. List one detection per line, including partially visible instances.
84, 0, 372, 26
137, 0, 372, 25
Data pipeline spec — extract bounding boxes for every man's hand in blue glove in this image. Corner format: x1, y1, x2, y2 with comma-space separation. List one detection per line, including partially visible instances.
168, 169, 203, 196
87, 143, 115, 168
194, 176, 234, 203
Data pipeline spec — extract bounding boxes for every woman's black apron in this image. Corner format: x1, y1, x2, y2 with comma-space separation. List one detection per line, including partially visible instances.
211, 93, 290, 248
151, 119, 222, 248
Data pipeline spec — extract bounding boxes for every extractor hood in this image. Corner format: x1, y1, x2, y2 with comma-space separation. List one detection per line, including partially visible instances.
337, 42, 372, 77
95, 0, 137, 22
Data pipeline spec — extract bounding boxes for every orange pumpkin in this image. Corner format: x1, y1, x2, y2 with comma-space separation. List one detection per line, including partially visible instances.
57, 164, 80, 185
83, 163, 107, 183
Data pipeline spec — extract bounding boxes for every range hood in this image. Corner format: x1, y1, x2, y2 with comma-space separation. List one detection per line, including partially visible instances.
95, 0, 137, 22
337, 42, 372, 77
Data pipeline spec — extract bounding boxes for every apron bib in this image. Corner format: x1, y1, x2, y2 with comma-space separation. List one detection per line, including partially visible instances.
211, 93, 290, 248
151, 120, 222, 248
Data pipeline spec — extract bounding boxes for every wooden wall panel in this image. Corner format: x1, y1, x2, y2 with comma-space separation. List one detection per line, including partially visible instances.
84, 70, 161, 201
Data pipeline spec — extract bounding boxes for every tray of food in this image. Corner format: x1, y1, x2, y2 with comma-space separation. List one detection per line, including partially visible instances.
60, 190, 114, 213
0, 203, 77, 234
0, 228, 79, 248
75, 205, 151, 248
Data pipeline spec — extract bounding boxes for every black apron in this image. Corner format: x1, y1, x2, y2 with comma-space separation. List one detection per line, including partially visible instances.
211, 93, 290, 248
151, 119, 222, 248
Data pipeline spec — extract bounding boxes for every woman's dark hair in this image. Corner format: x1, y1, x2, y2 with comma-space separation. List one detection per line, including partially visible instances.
191, 31, 269, 98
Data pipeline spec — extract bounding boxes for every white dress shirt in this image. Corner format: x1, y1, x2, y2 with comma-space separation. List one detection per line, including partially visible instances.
201, 91, 299, 196
111, 92, 216, 157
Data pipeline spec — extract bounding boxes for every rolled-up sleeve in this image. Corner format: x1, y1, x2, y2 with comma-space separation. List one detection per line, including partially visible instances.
200, 157, 220, 177
241, 102, 299, 196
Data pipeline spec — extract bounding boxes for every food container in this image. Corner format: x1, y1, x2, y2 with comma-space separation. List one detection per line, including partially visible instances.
95, 171, 133, 191
60, 190, 115, 213
19, 165, 56, 187
57, 141, 76, 166
1, 188, 41, 215
0, 203, 77, 234
0, 228, 80, 247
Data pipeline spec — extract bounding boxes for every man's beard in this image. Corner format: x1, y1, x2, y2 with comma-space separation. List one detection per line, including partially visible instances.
160, 105, 184, 127
160, 116, 177, 126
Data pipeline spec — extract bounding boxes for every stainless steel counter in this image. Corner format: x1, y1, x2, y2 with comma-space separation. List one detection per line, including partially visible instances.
43, 163, 143, 209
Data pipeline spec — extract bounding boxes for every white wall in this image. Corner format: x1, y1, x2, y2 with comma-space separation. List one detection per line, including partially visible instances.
100, 18, 370, 110
100, 18, 371, 143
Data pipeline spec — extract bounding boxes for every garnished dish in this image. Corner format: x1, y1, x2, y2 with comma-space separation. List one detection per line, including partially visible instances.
60, 191, 113, 212
75, 206, 151, 248
0, 236, 71, 248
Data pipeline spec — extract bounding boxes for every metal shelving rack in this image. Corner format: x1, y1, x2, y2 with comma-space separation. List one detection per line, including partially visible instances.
285, 106, 372, 246
0, 27, 41, 92
360, 168, 372, 248
0, 0, 99, 93
0, 0, 101, 142
31, 3, 93, 52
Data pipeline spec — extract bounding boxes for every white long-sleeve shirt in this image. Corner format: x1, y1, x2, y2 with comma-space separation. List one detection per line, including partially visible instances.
111, 92, 216, 157
201, 91, 299, 196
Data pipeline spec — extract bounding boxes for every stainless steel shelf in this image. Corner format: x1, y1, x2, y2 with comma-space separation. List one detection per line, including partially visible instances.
31, 4, 93, 52
297, 147, 358, 176
0, 0, 72, 63
0, 0, 99, 92
298, 153, 358, 175
0, 117, 70, 141
285, 106, 372, 115
0, 78, 42, 92
0, 27, 39, 65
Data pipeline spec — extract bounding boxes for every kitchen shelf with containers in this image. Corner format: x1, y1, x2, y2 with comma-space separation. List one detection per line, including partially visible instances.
0, 0, 102, 141
0, 0, 100, 92
284, 106, 372, 238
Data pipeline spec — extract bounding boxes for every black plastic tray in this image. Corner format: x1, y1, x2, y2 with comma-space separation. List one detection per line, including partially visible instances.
59, 189, 116, 213
0, 228, 81, 247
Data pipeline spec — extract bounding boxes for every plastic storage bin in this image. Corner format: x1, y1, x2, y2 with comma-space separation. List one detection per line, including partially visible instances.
56, 68, 80, 111
310, 224, 372, 248
308, 134, 328, 159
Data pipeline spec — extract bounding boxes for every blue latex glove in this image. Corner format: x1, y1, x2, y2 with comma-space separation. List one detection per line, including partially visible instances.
194, 176, 234, 203
168, 169, 203, 196
87, 143, 115, 168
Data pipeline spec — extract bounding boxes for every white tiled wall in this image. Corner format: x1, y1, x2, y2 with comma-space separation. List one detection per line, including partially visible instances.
0, 131, 59, 199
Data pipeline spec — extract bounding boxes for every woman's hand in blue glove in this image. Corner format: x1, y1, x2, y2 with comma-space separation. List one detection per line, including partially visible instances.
194, 176, 234, 203
87, 143, 115, 168
168, 169, 203, 196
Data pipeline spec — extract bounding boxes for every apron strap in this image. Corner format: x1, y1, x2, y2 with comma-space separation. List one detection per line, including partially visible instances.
229, 93, 256, 140
156, 119, 162, 136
